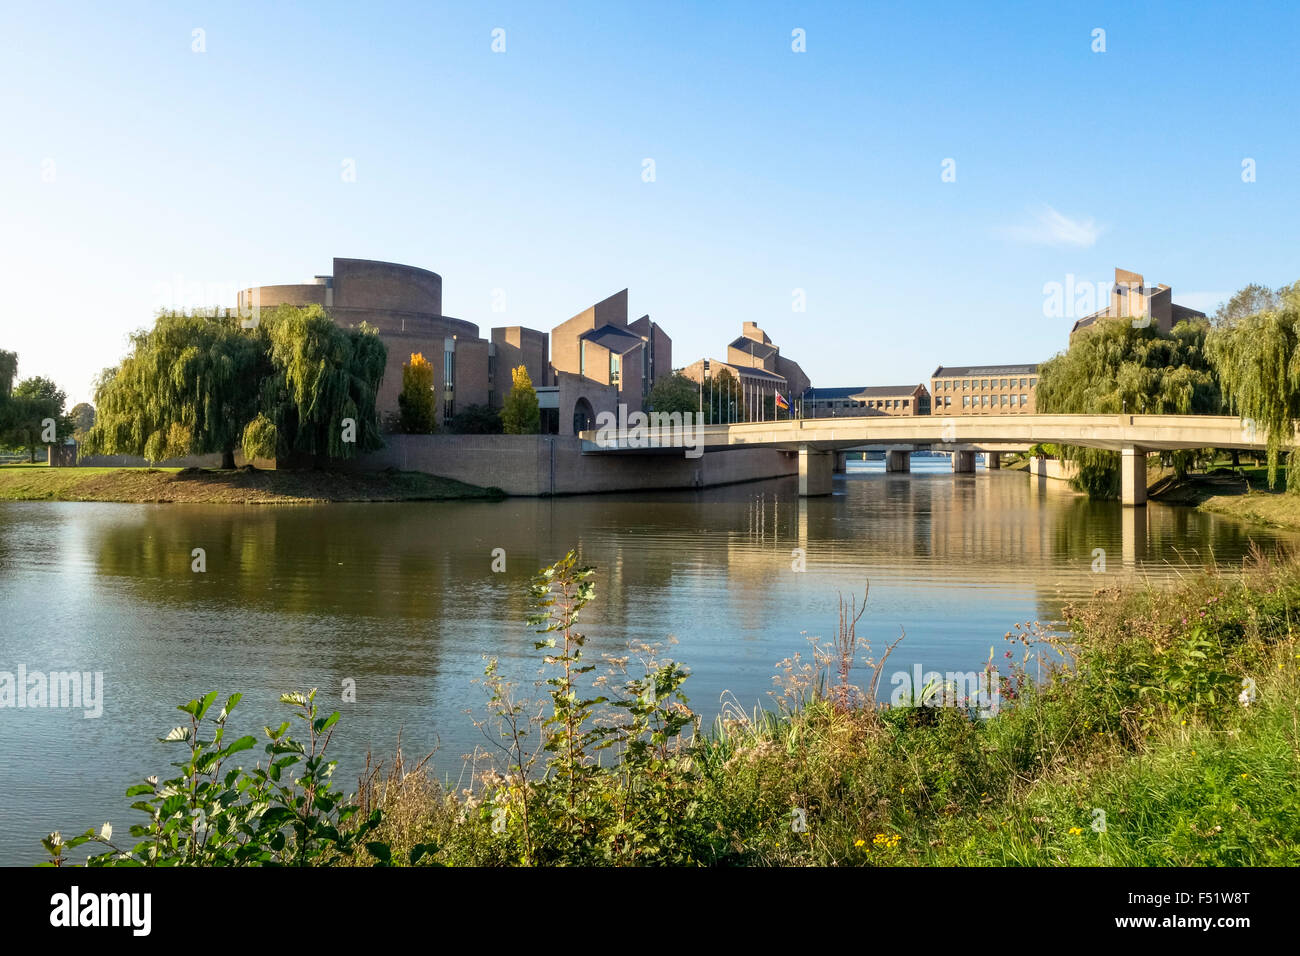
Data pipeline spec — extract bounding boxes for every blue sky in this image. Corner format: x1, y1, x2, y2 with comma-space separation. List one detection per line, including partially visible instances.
3, 0, 1298, 405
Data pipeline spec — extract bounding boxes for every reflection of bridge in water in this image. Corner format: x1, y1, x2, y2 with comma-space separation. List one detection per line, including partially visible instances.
581, 414, 1274, 505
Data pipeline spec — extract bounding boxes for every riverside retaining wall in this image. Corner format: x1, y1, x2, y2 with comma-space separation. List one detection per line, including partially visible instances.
345, 434, 799, 496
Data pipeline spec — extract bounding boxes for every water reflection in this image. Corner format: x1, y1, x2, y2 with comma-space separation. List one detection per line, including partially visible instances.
0, 460, 1293, 863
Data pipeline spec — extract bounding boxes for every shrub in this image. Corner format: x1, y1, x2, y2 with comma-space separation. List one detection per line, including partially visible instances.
41, 689, 424, 867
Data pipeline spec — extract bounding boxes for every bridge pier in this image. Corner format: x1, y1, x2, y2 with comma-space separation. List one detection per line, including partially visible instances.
986, 452, 1000, 470
1122, 504, 1147, 567
798, 447, 833, 496
833, 451, 847, 474
886, 449, 911, 473
1121, 445, 1147, 507
951, 450, 976, 473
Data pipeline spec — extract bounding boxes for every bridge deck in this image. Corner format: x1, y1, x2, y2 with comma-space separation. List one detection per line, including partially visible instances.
579, 413, 1272, 454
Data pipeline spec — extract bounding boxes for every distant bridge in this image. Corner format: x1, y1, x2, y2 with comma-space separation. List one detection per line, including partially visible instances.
579, 413, 1272, 505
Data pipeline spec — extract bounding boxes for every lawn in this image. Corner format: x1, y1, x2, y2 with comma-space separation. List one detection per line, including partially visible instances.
0, 464, 501, 504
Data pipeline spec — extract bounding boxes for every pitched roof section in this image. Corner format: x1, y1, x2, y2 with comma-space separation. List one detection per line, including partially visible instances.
730, 365, 786, 382
805, 386, 867, 400
728, 336, 778, 359
852, 384, 925, 397
932, 364, 1039, 377
579, 323, 644, 354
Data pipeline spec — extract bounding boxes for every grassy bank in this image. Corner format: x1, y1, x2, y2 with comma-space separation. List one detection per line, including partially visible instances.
1148, 461, 1300, 531
0, 463, 501, 503
46, 548, 1300, 867
364, 551, 1299, 866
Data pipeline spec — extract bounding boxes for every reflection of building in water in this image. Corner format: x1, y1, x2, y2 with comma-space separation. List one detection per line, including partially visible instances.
920, 471, 1053, 568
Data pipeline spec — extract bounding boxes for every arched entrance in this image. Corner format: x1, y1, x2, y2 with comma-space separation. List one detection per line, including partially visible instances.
572, 397, 596, 435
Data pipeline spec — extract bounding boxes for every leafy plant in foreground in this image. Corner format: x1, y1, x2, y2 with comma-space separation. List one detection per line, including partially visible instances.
42, 689, 406, 866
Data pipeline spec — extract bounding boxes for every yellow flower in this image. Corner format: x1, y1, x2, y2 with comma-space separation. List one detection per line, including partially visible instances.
1241, 773, 1249, 779
1068, 826, 1084, 836
854, 839, 865, 847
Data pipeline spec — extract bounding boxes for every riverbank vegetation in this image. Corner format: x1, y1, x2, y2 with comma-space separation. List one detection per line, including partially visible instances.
45, 547, 1300, 866
0, 464, 500, 504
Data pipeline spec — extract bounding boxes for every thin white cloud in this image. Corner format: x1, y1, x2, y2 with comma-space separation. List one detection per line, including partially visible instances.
997, 206, 1104, 247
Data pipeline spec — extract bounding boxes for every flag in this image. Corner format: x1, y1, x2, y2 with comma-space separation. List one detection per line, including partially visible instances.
775, 392, 789, 410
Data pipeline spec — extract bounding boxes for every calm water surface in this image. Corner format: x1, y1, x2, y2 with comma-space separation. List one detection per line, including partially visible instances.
1, 459, 1292, 863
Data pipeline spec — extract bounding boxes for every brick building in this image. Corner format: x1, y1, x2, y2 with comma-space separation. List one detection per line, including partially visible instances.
930, 364, 1039, 415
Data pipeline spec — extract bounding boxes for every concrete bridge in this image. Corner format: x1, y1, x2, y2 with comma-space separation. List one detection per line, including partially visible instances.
580, 413, 1271, 505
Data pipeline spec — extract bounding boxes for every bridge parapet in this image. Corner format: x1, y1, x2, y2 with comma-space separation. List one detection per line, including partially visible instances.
580, 414, 1280, 455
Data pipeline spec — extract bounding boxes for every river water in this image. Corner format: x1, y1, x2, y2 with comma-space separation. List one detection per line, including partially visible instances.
0, 458, 1292, 863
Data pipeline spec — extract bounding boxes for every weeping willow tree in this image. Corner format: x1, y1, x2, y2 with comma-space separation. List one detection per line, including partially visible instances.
241, 306, 387, 461
84, 311, 267, 467
85, 305, 386, 466
1205, 287, 1300, 491
1036, 320, 1221, 498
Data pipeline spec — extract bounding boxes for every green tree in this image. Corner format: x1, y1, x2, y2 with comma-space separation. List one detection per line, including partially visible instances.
86, 306, 386, 467
397, 352, 437, 434
646, 372, 700, 416
1213, 283, 1287, 327
0, 350, 20, 449
243, 306, 387, 461
501, 365, 540, 435
1038, 320, 1221, 497
85, 311, 266, 467
2, 376, 70, 462
0, 350, 16, 402
1206, 285, 1300, 490
68, 402, 95, 442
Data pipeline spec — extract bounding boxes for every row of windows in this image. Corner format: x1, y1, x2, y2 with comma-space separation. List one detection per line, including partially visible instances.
938, 393, 1031, 407
935, 377, 1036, 390
809, 397, 911, 410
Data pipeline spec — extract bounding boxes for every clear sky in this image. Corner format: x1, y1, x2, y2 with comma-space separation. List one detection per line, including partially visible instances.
3, 0, 1298, 405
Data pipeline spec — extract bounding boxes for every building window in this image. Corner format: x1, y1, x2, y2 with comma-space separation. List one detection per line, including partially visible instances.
1010, 394, 1018, 406
579, 341, 586, 377
1000, 378, 1008, 388
1021, 393, 1028, 404
963, 395, 970, 407
903, 399, 909, 408
1000, 394, 1007, 405
962, 380, 969, 389
1019, 377, 1026, 387
981, 395, 988, 406
944, 395, 951, 406
610, 353, 620, 385
981, 379, 989, 389
1029, 378, 1037, 387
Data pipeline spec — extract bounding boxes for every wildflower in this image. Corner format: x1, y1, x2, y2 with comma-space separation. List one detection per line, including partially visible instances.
854, 839, 865, 848
1241, 773, 1249, 779
1068, 826, 1084, 836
